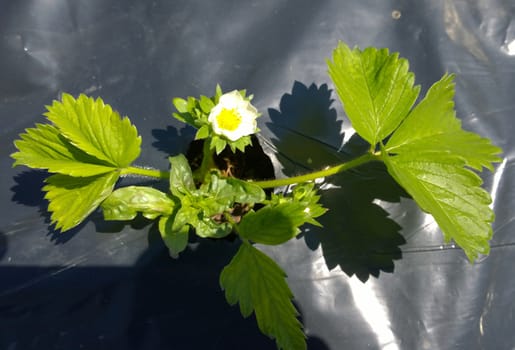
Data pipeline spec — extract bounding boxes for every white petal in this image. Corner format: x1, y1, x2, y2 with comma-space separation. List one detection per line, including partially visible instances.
208, 90, 259, 141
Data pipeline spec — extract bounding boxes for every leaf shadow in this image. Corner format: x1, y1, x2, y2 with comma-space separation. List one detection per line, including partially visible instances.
266, 81, 408, 282
10, 170, 159, 244
151, 124, 196, 157
10, 170, 82, 244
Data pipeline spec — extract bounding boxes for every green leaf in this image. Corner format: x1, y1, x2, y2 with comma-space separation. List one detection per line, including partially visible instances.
385, 74, 502, 171
194, 217, 232, 238
327, 42, 420, 146
382, 75, 502, 261
215, 84, 223, 102
229, 135, 253, 153
290, 183, 327, 227
101, 186, 175, 221
197, 174, 236, 211
238, 202, 306, 245
268, 183, 327, 228
220, 242, 306, 350
172, 112, 197, 126
225, 177, 266, 203
44, 93, 141, 167
384, 153, 493, 261
210, 135, 227, 154
198, 174, 265, 207
159, 214, 189, 258
44, 172, 119, 231
195, 124, 210, 140
199, 95, 215, 114
172, 97, 189, 113
169, 154, 195, 195
12, 123, 115, 176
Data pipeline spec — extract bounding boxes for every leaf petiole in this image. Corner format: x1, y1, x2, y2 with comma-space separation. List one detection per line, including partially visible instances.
120, 166, 169, 180
251, 152, 380, 189
120, 152, 379, 189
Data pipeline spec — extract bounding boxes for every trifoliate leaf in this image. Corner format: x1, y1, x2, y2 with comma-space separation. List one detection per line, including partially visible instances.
168, 155, 195, 195
220, 242, 306, 350
44, 93, 141, 167
44, 172, 119, 231
327, 42, 420, 146
101, 186, 175, 221
238, 202, 306, 245
12, 123, 115, 176
158, 214, 189, 258
382, 75, 502, 261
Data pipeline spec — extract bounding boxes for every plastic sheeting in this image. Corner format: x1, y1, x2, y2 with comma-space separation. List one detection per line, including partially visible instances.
1, 1, 514, 349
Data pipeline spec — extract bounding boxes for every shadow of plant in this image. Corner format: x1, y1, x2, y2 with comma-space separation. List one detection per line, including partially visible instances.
267, 81, 407, 282
10, 170, 83, 244
152, 124, 196, 157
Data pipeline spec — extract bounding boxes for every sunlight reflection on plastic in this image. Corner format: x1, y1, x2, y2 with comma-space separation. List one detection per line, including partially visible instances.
348, 276, 400, 350
501, 40, 515, 56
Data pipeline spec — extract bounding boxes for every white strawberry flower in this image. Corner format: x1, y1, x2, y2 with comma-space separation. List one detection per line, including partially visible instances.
208, 90, 258, 141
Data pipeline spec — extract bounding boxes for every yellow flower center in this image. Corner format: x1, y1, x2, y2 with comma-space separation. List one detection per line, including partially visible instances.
216, 108, 242, 131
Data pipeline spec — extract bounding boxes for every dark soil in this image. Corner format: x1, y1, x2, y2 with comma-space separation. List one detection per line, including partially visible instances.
185, 135, 276, 183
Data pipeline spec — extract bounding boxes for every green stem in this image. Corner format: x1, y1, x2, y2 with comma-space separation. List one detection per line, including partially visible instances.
121, 151, 380, 188
120, 166, 169, 179
195, 139, 216, 182
251, 152, 380, 189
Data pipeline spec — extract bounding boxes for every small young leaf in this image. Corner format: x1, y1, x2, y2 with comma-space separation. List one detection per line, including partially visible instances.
172, 97, 189, 113
44, 172, 119, 231
327, 42, 420, 146
211, 136, 227, 154
238, 202, 306, 245
101, 186, 175, 221
172, 112, 197, 126
231, 135, 253, 153
225, 177, 266, 204
268, 183, 327, 228
215, 84, 223, 102
220, 242, 306, 350
194, 217, 232, 238
382, 75, 502, 261
159, 214, 189, 258
195, 124, 210, 140
199, 95, 215, 114
291, 183, 327, 227
198, 173, 265, 207
169, 155, 195, 195
12, 123, 115, 176
44, 93, 141, 168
